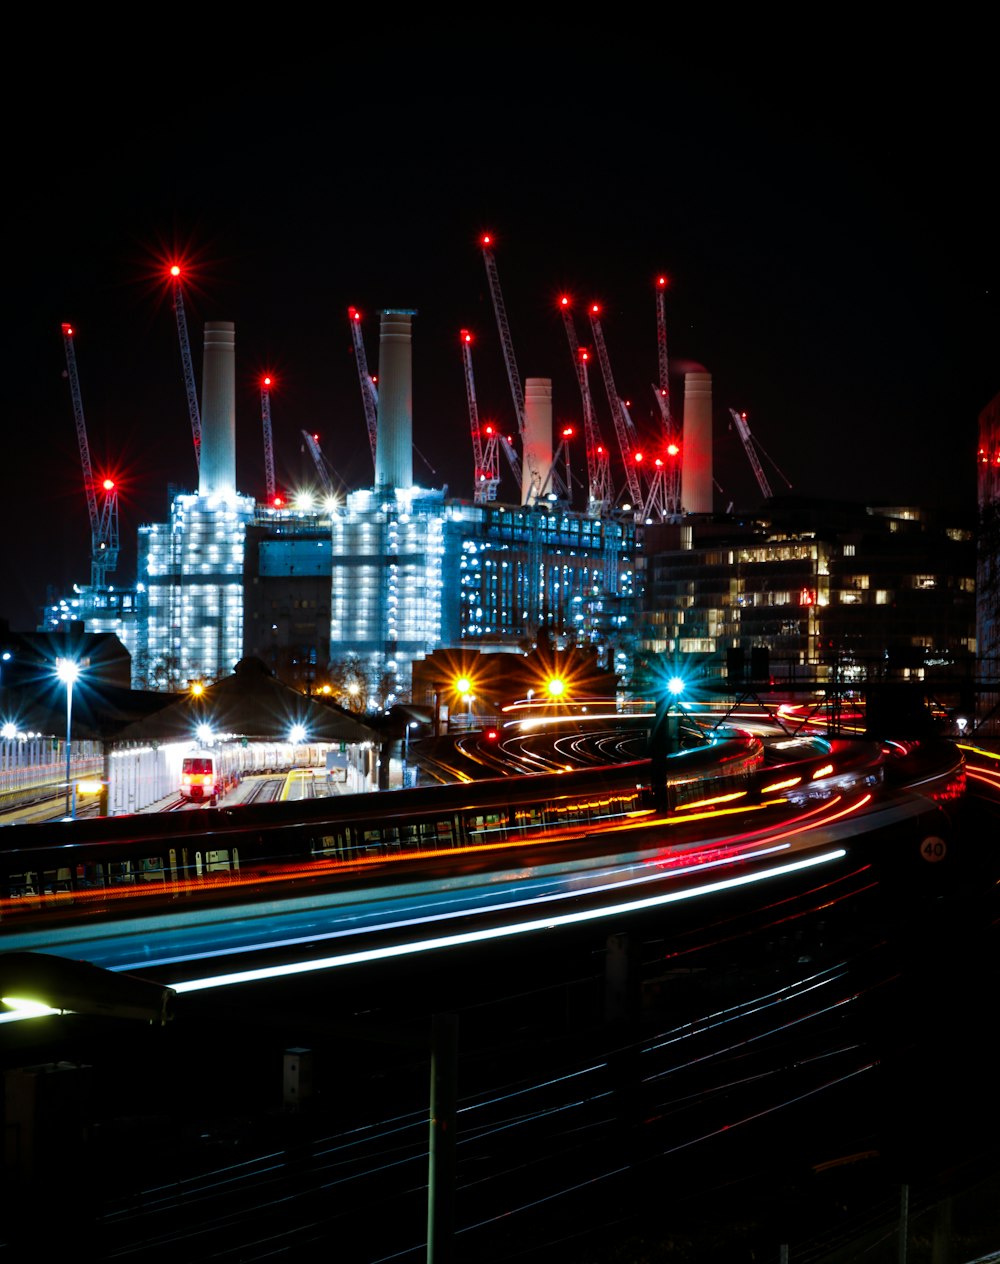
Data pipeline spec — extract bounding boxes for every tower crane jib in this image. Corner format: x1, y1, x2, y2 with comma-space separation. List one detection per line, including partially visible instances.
348, 307, 378, 473
559, 297, 613, 516
460, 330, 501, 503
169, 268, 202, 468
60, 323, 119, 588
588, 304, 644, 514
479, 234, 541, 501
728, 408, 794, 503
301, 430, 341, 501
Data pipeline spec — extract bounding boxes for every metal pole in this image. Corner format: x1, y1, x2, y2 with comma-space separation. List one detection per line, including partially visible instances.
65, 677, 73, 819
898, 1183, 909, 1264
427, 1013, 458, 1264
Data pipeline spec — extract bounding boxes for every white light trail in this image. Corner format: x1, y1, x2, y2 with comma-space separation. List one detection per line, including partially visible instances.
169, 849, 846, 995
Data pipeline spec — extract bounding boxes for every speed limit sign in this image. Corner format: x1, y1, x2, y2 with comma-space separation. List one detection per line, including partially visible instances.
919, 836, 948, 863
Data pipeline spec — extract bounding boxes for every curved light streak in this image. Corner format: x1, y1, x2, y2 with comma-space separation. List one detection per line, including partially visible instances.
169, 848, 847, 995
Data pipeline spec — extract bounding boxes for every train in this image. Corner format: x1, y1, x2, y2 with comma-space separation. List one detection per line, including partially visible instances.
180, 743, 330, 805
0, 732, 965, 926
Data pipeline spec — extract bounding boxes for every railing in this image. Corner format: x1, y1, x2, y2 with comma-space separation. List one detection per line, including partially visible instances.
0, 739, 103, 803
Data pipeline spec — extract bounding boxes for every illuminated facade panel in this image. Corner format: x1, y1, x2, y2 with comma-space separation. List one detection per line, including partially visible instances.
139, 492, 255, 689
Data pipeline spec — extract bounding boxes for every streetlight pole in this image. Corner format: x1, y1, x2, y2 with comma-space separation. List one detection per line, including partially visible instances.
56, 658, 79, 819
403, 720, 416, 784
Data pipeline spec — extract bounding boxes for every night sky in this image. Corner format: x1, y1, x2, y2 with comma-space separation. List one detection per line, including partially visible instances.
6, 47, 996, 633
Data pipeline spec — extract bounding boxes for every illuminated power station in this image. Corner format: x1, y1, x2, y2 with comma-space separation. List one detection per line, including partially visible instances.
124, 309, 638, 698
244, 308, 636, 698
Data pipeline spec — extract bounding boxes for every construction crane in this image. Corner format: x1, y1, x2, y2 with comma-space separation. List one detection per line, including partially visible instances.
347, 306, 378, 473
652, 275, 682, 519
728, 408, 793, 503
301, 430, 343, 502
260, 375, 277, 504
60, 323, 119, 588
168, 264, 201, 469
460, 331, 501, 503
479, 233, 542, 502
559, 297, 613, 515
537, 425, 576, 504
587, 303, 644, 514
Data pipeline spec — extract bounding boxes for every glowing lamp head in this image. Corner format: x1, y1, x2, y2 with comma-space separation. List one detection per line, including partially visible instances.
56, 658, 80, 687
289, 723, 307, 744
667, 442, 680, 457
170, 265, 181, 278
455, 676, 472, 697
102, 478, 115, 491
545, 677, 566, 699
481, 233, 493, 247
667, 676, 685, 697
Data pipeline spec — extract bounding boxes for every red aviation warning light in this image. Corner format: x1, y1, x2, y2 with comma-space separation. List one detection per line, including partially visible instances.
62, 323, 74, 337
667, 442, 680, 457
170, 264, 181, 278
656, 274, 669, 290
102, 478, 115, 492
480, 232, 493, 247
348, 306, 361, 322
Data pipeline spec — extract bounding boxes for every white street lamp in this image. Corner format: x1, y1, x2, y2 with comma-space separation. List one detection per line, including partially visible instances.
56, 658, 80, 819
403, 719, 417, 782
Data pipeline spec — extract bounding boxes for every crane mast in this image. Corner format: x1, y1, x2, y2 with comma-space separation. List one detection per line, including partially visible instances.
559, 298, 613, 515
653, 275, 673, 436
588, 304, 643, 513
61, 323, 119, 587
460, 331, 500, 503
169, 266, 202, 468
653, 275, 682, 519
260, 376, 276, 503
348, 307, 378, 472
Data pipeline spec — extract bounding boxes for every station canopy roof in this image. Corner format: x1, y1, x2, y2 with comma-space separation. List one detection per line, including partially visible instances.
111, 657, 380, 746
